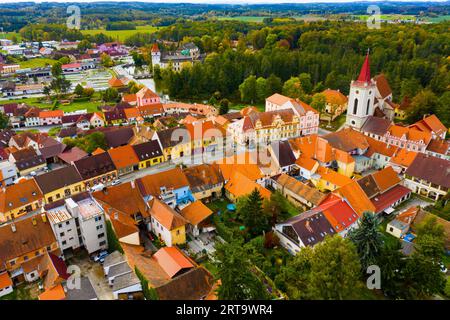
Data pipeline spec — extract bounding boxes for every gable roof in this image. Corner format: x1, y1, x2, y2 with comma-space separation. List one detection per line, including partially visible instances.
73, 152, 116, 180
92, 181, 148, 218
153, 246, 194, 278
34, 165, 83, 194
57, 147, 88, 164
335, 180, 376, 215
282, 211, 336, 247
183, 164, 224, 193
0, 179, 43, 212
323, 127, 369, 152
225, 171, 271, 200
270, 140, 296, 167
149, 198, 187, 231
273, 174, 326, 206
357, 174, 380, 199
373, 74, 392, 99
180, 200, 213, 226
320, 196, 359, 233
316, 166, 353, 188
132, 140, 163, 161
372, 166, 400, 193
322, 89, 348, 105
104, 127, 134, 148
405, 153, 450, 188
136, 167, 189, 197
412, 114, 447, 137
0, 215, 56, 265
360, 116, 392, 137
108, 145, 139, 169
154, 126, 190, 149
389, 148, 418, 168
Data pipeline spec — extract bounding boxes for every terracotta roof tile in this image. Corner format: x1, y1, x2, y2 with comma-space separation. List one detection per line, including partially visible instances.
108, 145, 139, 169
335, 180, 376, 215
180, 200, 213, 226
149, 198, 187, 230
372, 166, 401, 193
153, 247, 194, 278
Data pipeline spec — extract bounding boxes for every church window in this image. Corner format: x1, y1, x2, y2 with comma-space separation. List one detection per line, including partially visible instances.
353, 99, 358, 114
366, 100, 370, 115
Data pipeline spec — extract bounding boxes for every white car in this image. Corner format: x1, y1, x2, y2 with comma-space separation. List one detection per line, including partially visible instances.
439, 262, 448, 274
111, 179, 121, 186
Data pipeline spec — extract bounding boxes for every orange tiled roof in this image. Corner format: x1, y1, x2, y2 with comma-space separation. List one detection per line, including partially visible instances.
109, 210, 139, 239
372, 166, 401, 193
122, 93, 137, 103
153, 246, 194, 279
335, 180, 376, 215
388, 125, 432, 144
0, 179, 43, 212
38, 284, 65, 300
108, 77, 125, 87
91, 147, 105, 155
137, 167, 190, 197
180, 200, 213, 226
136, 87, 159, 99
322, 89, 348, 105
295, 156, 318, 171
418, 114, 447, 136
123, 107, 141, 119
316, 166, 353, 188
108, 145, 139, 169
150, 198, 187, 230
366, 136, 398, 157
217, 155, 263, 182
0, 272, 12, 289
334, 149, 355, 164
396, 206, 419, 225
39, 110, 64, 118
323, 127, 370, 152
289, 135, 318, 158
225, 171, 271, 199
390, 148, 418, 168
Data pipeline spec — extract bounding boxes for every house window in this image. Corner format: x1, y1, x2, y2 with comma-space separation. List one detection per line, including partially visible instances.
99, 241, 106, 246
98, 233, 105, 239
60, 232, 65, 237
62, 240, 67, 246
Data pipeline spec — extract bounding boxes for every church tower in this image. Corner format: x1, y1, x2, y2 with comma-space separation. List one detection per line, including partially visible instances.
345, 52, 376, 130
151, 43, 161, 69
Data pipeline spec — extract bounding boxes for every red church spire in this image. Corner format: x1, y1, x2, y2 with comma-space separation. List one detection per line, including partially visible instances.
357, 50, 371, 83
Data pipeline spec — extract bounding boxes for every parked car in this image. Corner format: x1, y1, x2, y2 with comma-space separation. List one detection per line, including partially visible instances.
90, 183, 106, 192
93, 250, 108, 262
29, 171, 37, 177
111, 179, 121, 186
439, 262, 448, 274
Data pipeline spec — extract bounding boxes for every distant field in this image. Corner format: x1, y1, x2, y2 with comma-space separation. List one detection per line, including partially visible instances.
424, 15, 450, 22
18, 58, 56, 69
1, 32, 21, 41
353, 14, 416, 21
81, 25, 162, 41
216, 16, 268, 23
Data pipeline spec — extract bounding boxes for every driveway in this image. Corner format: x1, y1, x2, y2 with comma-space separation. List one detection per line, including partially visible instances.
67, 251, 114, 300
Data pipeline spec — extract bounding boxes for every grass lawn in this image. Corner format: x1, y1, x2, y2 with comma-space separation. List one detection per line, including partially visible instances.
229, 102, 265, 112
1, 31, 21, 41
320, 113, 346, 131
1, 94, 105, 113
0, 283, 37, 300
18, 58, 57, 69
81, 25, 162, 42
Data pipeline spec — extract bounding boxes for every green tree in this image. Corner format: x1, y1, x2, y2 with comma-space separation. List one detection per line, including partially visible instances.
219, 98, 230, 115
239, 75, 257, 104
275, 236, 363, 300
213, 240, 270, 300
266, 74, 282, 96
256, 77, 268, 103
100, 53, 114, 68
407, 89, 440, 123
348, 211, 384, 271
298, 73, 313, 94
237, 188, 268, 237
101, 88, 119, 102
0, 113, 10, 129
282, 77, 304, 99
310, 93, 326, 115
74, 84, 84, 97
415, 215, 445, 261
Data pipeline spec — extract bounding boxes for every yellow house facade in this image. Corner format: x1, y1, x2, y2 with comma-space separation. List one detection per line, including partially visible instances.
149, 198, 187, 247
34, 166, 86, 204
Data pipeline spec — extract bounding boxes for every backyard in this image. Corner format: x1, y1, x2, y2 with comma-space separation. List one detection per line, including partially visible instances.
0, 282, 39, 300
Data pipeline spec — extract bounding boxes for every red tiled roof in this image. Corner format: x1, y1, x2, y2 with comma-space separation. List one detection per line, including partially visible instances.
372, 184, 411, 213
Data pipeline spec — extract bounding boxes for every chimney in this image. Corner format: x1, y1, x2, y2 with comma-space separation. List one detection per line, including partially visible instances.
11, 223, 16, 233
32, 217, 37, 226
41, 213, 47, 223
131, 180, 135, 189
114, 211, 118, 220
